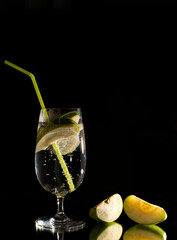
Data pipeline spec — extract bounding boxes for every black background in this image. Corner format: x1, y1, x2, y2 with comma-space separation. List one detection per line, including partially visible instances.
0, 0, 176, 7
0, 14, 176, 239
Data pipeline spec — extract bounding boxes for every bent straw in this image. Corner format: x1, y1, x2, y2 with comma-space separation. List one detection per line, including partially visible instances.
4, 60, 75, 192
4, 60, 49, 123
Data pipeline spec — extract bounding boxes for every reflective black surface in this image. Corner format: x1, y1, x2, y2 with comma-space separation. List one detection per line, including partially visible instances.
1, 192, 176, 239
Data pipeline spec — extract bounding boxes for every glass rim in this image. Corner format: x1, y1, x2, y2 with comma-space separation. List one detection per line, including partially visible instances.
39, 107, 82, 110
38, 108, 82, 123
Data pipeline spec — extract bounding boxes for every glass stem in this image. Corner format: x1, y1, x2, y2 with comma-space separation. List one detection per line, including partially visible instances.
57, 197, 64, 214
54, 196, 69, 223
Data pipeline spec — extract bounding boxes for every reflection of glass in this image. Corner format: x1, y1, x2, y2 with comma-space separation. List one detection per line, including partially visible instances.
35, 108, 86, 231
89, 222, 123, 240
123, 224, 167, 240
36, 225, 64, 240
57, 232, 64, 240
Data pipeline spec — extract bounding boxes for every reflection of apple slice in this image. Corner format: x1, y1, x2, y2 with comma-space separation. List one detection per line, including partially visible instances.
89, 222, 123, 240
124, 195, 167, 224
89, 194, 123, 222
123, 224, 167, 240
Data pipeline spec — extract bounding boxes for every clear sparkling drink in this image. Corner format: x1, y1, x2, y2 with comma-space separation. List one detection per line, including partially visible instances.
35, 139, 86, 196
35, 108, 86, 197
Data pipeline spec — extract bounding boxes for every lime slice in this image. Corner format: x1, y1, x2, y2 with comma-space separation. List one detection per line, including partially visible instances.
59, 111, 80, 123
36, 123, 80, 153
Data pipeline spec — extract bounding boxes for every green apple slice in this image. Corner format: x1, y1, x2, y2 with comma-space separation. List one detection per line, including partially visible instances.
124, 195, 167, 224
89, 222, 123, 240
89, 194, 123, 222
123, 224, 167, 240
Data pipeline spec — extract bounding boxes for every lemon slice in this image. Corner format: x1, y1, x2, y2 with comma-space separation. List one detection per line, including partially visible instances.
36, 123, 79, 153
36, 111, 82, 155
55, 133, 80, 155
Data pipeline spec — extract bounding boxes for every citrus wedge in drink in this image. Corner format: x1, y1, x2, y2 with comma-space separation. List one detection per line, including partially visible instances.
124, 195, 167, 224
55, 133, 80, 155
59, 110, 80, 123
36, 115, 81, 155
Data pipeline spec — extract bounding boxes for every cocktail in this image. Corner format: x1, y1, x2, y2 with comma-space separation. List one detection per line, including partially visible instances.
4, 61, 86, 232
35, 108, 86, 231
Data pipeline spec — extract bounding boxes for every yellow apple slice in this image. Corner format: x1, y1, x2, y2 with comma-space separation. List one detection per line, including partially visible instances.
124, 195, 167, 224
89, 194, 123, 222
89, 222, 123, 240
123, 224, 167, 240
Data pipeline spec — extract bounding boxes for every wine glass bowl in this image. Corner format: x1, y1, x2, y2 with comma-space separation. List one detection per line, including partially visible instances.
35, 108, 86, 231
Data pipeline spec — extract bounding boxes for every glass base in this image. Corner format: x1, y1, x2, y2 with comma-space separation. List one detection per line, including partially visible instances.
35, 216, 86, 232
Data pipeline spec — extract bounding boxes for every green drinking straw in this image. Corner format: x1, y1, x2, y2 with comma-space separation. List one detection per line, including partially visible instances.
4, 60, 75, 192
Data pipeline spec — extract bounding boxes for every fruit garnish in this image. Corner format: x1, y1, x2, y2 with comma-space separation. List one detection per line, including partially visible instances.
89, 194, 123, 222
36, 122, 79, 153
124, 195, 167, 224
36, 111, 81, 154
59, 111, 80, 123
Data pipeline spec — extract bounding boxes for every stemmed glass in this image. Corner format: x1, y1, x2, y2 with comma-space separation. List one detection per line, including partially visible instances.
35, 108, 86, 231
